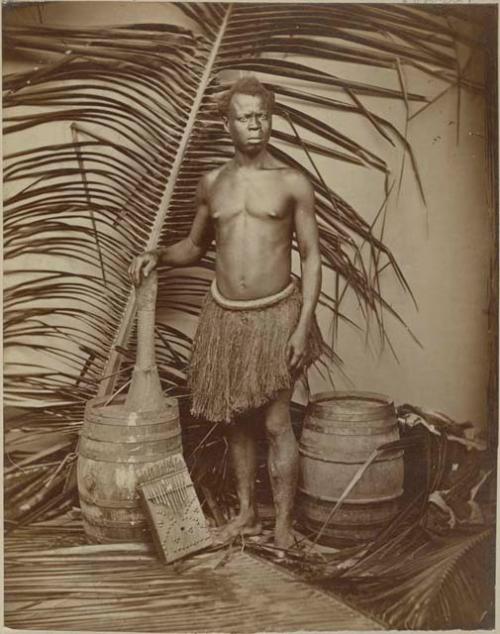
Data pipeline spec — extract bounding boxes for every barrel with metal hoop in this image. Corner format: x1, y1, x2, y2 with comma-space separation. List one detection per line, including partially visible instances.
77, 393, 181, 543
297, 391, 404, 546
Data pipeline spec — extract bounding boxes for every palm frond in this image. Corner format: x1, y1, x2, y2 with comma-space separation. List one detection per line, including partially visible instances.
332, 527, 494, 630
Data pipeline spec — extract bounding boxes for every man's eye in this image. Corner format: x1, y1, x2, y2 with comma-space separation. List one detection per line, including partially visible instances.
238, 117, 247, 122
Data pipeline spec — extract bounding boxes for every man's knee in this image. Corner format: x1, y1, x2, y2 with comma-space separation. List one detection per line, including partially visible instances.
264, 390, 292, 439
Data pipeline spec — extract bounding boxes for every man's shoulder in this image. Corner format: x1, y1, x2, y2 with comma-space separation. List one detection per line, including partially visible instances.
281, 166, 313, 195
201, 166, 223, 185
200, 164, 230, 190
265, 158, 311, 184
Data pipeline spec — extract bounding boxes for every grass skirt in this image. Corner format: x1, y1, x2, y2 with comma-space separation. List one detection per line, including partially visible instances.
188, 281, 324, 423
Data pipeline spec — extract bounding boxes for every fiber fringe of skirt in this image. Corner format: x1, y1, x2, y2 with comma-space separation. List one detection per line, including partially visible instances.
188, 286, 324, 423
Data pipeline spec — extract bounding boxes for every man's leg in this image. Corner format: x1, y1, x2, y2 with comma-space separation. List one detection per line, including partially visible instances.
218, 414, 262, 540
263, 389, 297, 550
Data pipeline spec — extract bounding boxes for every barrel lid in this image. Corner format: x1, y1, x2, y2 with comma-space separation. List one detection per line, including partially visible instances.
308, 391, 395, 417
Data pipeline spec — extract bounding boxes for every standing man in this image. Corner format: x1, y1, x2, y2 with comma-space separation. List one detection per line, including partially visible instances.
129, 77, 324, 550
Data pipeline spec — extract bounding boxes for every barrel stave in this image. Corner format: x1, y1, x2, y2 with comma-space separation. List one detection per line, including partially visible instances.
298, 492, 398, 546
299, 452, 403, 502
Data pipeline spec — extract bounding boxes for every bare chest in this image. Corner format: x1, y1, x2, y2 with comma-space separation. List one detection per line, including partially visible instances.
209, 171, 292, 222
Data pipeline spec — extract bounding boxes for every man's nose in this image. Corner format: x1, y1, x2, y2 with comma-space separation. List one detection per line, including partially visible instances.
248, 116, 260, 129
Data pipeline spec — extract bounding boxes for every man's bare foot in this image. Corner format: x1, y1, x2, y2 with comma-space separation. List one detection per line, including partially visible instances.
216, 510, 263, 543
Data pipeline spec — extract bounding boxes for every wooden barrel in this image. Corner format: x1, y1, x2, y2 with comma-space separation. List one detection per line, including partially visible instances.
77, 394, 181, 543
297, 391, 403, 546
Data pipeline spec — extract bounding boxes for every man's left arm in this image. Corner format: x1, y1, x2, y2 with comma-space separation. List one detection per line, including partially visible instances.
287, 172, 322, 372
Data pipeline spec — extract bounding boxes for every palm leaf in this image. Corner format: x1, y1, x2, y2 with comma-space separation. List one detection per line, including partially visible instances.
3, 3, 483, 519
329, 527, 494, 630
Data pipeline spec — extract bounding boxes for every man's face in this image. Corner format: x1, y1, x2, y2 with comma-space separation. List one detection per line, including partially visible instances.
224, 93, 272, 154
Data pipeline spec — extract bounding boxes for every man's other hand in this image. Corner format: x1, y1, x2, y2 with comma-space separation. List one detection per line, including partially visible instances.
287, 326, 308, 373
128, 251, 158, 286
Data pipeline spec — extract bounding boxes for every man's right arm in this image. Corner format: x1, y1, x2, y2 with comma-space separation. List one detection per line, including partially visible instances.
128, 176, 214, 286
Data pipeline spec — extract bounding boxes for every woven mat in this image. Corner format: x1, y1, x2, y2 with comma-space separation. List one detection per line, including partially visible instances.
6, 529, 381, 632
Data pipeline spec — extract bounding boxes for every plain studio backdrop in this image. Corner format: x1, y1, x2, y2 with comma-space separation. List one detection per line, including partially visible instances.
3, 1, 496, 438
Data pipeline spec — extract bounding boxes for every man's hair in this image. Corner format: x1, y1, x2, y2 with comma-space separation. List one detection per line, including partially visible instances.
218, 77, 275, 118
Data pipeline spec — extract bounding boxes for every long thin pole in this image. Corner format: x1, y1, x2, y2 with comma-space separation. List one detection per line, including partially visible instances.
98, 5, 233, 397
